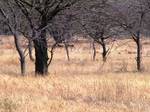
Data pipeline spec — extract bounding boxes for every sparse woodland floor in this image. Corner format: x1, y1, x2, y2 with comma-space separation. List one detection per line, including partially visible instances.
0, 36, 150, 112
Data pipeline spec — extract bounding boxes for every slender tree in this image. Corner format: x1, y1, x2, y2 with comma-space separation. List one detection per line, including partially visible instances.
0, 0, 26, 75
111, 0, 149, 71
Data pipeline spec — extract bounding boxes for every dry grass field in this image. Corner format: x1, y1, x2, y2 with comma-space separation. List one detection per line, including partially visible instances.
0, 36, 150, 112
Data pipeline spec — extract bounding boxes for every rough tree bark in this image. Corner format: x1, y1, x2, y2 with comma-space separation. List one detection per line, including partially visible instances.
34, 16, 49, 75
34, 38, 48, 75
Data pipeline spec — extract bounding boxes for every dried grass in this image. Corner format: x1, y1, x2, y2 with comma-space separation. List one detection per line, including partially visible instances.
0, 38, 150, 112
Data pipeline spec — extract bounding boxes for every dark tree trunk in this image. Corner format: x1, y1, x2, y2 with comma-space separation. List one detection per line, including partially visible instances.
136, 31, 142, 72
135, 13, 144, 72
20, 56, 25, 75
101, 38, 107, 62
33, 15, 49, 75
33, 37, 49, 75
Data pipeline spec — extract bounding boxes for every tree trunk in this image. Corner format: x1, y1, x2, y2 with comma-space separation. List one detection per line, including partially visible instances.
33, 29, 48, 75
14, 34, 25, 75
20, 56, 25, 75
33, 15, 49, 75
101, 38, 107, 62
136, 31, 142, 71
92, 41, 96, 61
28, 39, 34, 61
34, 38, 48, 75
64, 42, 70, 61
135, 13, 144, 72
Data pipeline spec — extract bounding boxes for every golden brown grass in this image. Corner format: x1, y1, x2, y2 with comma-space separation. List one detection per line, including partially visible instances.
0, 36, 150, 112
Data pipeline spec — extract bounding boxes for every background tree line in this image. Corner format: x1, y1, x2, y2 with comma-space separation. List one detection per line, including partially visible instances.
0, 0, 150, 76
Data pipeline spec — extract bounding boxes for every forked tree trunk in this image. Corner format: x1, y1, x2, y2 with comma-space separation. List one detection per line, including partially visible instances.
0, 8, 26, 75
33, 15, 49, 75
14, 34, 25, 75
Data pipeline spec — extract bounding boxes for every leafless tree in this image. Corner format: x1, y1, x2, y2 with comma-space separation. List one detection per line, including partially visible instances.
0, 0, 26, 75
1, 0, 150, 75
110, 0, 150, 71
70, 0, 117, 62
13, 0, 79, 75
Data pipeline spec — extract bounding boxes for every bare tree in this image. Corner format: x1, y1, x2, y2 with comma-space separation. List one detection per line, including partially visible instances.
70, 0, 117, 62
111, 0, 150, 71
14, 0, 79, 75
0, 0, 26, 75
87, 15, 117, 62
